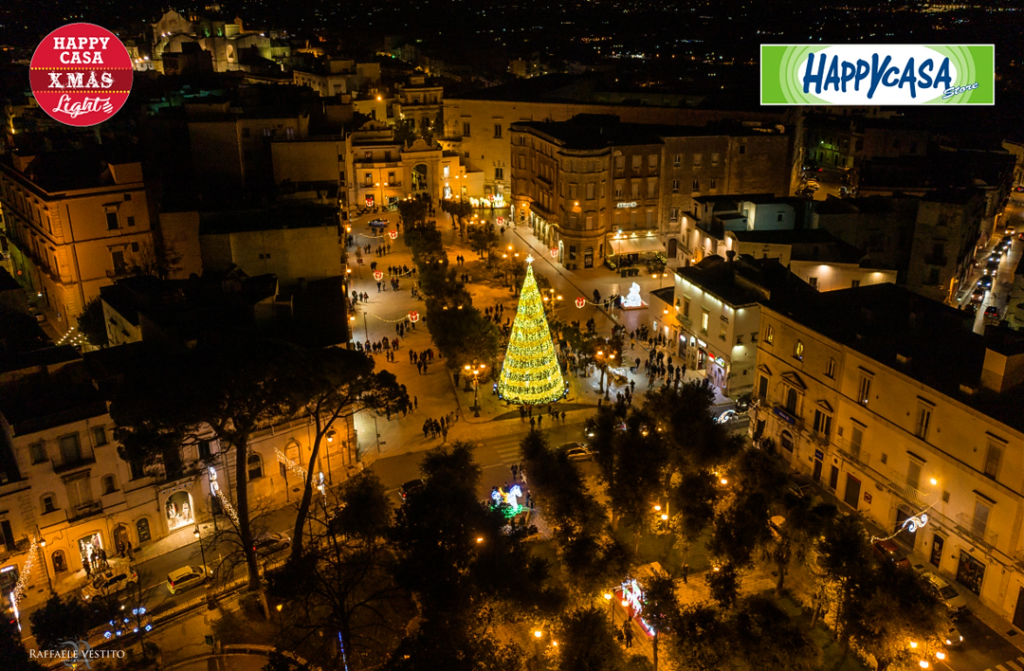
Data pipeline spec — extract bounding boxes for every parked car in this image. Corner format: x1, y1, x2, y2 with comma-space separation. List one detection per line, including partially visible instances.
400, 479, 425, 502
560, 442, 593, 461
81, 568, 138, 601
871, 539, 911, 569
165, 565, 208, 595
984, 305, 1002, 322
367, 218, 388, 227
253, 532, 291, 557
733, 394, 752, 413
920, 572, 968, 616
985, 260, 1000, 275
963, 302, 978, 316
1015, 185, 1024, 193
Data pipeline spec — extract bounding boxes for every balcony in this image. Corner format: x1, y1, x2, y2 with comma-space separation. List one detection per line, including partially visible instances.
955, 512, 998, 549
883, 468, 931, 507
924, 254, 948, 266
771, 404, 804, 432
835, 437, 871, 469
68, 500, 103, 522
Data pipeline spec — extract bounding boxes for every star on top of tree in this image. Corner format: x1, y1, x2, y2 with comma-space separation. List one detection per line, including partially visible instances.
526, 254, 534, 264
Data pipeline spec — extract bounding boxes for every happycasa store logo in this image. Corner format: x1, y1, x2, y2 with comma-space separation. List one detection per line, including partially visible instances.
761, 44, 994, 106
29, 23, 133, 127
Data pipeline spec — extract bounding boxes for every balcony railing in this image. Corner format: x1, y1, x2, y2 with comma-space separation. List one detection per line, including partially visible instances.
68, 500, 103, 522
955, 512, 998, 549
883, 468, 931, 507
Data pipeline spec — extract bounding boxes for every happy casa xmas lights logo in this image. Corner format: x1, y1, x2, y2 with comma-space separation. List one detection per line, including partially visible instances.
29, 23, 134, 127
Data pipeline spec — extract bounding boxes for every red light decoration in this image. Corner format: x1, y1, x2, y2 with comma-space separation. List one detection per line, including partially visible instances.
408, 311, 420, 322
388, 229, 398, 240
550, 248, 558, 258
575, 297, 586, 309
373, 270, 383, 281
496, 216, 505, 226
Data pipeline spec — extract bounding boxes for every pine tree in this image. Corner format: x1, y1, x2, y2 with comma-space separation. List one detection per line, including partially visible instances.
498, 259, 565, 405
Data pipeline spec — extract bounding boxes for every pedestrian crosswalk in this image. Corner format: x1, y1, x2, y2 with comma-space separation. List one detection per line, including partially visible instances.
986, 656, 1024, 671
490, 438, 523, 465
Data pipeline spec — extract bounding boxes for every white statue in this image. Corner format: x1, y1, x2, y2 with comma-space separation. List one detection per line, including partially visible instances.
622, 282, 643, 308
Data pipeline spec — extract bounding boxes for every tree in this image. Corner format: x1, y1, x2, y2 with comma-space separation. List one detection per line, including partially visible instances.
641, 572, 680, 671
468, 222, 498, 259
76, 297, 109, 347
1, 616, 43, 670
0, 304, 48, 353
704, 562, 741, 610
393, 119, 417, 146
732, 595, 821, 671
669, 603, 732, 671
556, 605, 627, 671
575, 333, 624, 395
289, 348, 407, 561
112, 338, 313, 610
497, 263, 564, 405
425, 298, 500, 370
386, 619, 526, 671
442, 199, 474, 238
397, 198, 428, 227
29, 594, 92, 650
330, 471, 393, 541
601, 411, 669, 548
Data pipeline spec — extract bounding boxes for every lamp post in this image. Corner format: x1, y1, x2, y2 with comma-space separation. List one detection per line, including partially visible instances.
194, 525, 208, 580
39, 538, 54, 595
465, 361, 486, 417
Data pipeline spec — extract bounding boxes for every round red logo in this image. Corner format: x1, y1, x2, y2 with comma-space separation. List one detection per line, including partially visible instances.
29, 23, 133, 127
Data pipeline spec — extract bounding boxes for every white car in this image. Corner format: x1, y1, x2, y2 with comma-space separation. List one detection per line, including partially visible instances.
560, 442, 592, 461
254, 532, 291, 557
82, 568, 138, 601
166, 565, 208, 595
921, 572, 967, 616
716, 410, 737, 424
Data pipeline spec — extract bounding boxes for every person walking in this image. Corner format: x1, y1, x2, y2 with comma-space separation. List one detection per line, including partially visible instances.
414, 396, 418, 410
521, 469, 528, 486
83, 557, 92, 578
441, 424, 448, 442
682, 563, 689, 584
511, 464, 519, 481
623, 621, 634, 649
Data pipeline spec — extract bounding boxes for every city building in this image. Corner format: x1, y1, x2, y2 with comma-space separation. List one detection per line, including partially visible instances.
0, 149, 156, 330
444, 74, 784, 203
724, 229, 898, 292
686, 194, 810, 265
802, 114, 930, 170
749, 284, 1024, 629
508, 115, 790, 270
648, 253, 815, 396
394, 75, 444, 136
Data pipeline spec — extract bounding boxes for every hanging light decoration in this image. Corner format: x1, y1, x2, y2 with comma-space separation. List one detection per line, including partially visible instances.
575, 297, 587, 308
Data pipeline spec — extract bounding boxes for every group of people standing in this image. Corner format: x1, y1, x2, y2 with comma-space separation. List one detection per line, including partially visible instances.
422, 409, 458, 441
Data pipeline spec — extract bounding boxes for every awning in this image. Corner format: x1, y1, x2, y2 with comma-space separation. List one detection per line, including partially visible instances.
610, 236, 666, 255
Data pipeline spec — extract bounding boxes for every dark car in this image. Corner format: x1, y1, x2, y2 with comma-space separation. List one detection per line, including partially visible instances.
872, 539, 911, 569
400, 479, 425, 501
984, 306, 1002, 321
734, 394, 752, 413
977, 276, 993, 289
985, 260, 1000, 275
1015, 185, 1024, 193
963, 302, 978, 316
253, 532, 291, 557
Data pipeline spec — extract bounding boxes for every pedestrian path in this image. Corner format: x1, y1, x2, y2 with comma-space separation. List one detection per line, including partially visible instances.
985, 659, 1024, 671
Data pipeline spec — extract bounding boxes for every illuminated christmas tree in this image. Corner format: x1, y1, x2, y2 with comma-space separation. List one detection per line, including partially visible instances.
498, 257, 565, 405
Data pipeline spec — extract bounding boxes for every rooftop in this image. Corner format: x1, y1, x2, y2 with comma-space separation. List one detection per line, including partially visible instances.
767, 283, 1024, 433
200, 203, 338, 234
0, 357, 107, 435
675, 254, 816, 307
0, 147, 142, 194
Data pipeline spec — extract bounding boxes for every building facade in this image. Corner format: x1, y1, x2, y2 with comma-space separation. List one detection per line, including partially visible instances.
750, 284, 1024, 630
0, 152, 155, 330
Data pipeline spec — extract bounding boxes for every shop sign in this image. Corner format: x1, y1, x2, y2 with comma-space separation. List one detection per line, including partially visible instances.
616, 202, 638, 209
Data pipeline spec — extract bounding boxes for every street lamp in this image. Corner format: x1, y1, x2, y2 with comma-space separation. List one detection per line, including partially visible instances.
194, 526, 208, 582
603, 592, 614, 619
465, 362, 487, 417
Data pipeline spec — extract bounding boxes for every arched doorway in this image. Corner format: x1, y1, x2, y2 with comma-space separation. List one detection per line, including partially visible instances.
113, 524, 131, 556
412, 164, 428, 192
667, 238, 678, 259
166, 490, 194, 531
52, 550, 68, 575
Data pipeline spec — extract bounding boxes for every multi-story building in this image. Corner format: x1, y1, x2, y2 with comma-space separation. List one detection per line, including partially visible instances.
648, 253, 815, 396
443, 74, 784, 202
803, 114, 930, 171
509, 115, 790, 269
750, 283, 1024, 629
0, 150, 155, 329
394, 76, 444, 137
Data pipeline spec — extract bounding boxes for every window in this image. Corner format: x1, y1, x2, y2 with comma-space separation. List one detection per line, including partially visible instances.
495, 168, 504, 181
693, 153, 702, 167
701, 309, 710, 333
127, 216, 135, 227
648, 154, 657, 171
794, 340, 804, 360
785, 388, 799, 414
247, 453, 263, 480
630, 182, 639, 199
813, 410, 832, 437
570, 184, 578, 199
777, 213, 784, 223
739, 145, 746, 155
851, 280, 860, 288
632, 155, 641, 171
849, 425, 863, 458
585, 215, 594, 229
915, 405, 932, 440
780, 430, 794, 452
683, 298, 691, 317
586, 183, 595, 200
101, 475, 116, 495
672, 179, 679, 193
131, 242, 139, 253
615, 155, 625, 171
710, 178, 717, 190
494, 124, 502, 138
673, 154, 681, 167
907, 459, 922, 490
614, 181, 623, 198
809, 277, 818, 289
42, 493, 58, 513
669, 207, 679, 223
59, 434, 82, 464
765, 325, 774, 344
106, 212, 119, 230
29, 441, 46, 464
825, 357, 836, 378
972, 500, 990, 538
364, 173, 372, 186
692, 179, 700, 192
91, 426, 107, 447
757, 375, 768, 400
136, 518, 151, 543
984, 442, 1003, 480
198, 440, 212, 460
443, 165, 450, 179
647, 179, 656, 198
242, 128, 250, 138
518, 155, 525, 170
462, 122, 470, 136
711, 152, 720, 165
857, 375, 872, 405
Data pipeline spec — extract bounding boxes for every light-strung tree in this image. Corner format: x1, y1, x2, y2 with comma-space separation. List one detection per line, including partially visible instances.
111, 337, 313, 611
288, 347, 407, 561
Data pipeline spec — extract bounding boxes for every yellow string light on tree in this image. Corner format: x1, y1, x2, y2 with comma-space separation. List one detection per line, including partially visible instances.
11, 537, 39, 604
498, 258, 566, 405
